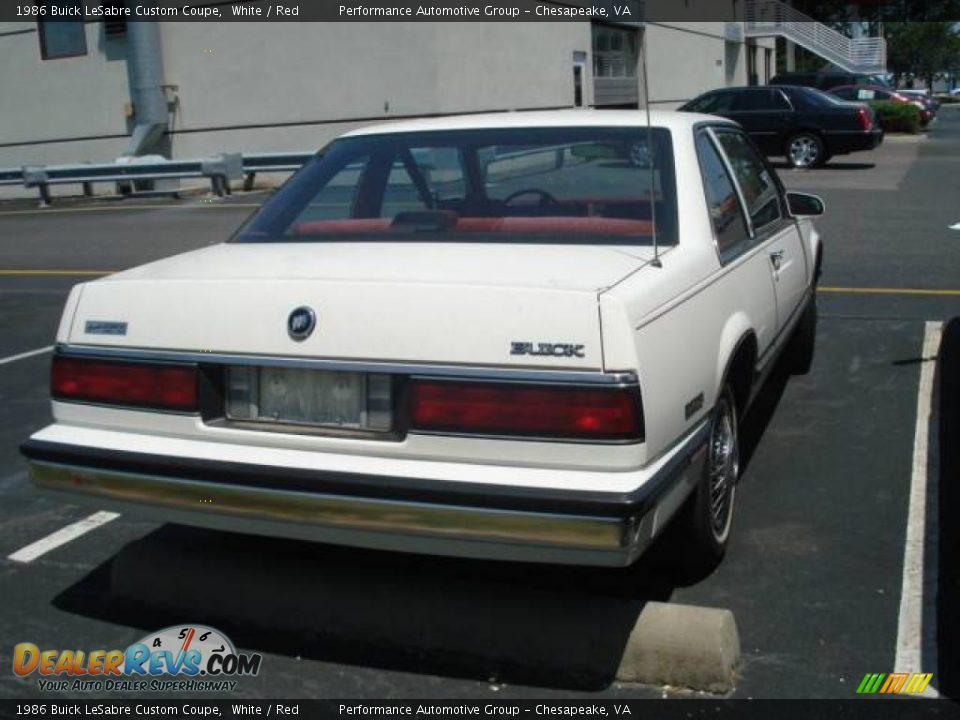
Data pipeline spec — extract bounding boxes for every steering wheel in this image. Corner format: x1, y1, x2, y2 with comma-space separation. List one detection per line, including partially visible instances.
503, 188, 558, 207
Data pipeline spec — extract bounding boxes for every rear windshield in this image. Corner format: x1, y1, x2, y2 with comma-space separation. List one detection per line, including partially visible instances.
233, 127, 678, 246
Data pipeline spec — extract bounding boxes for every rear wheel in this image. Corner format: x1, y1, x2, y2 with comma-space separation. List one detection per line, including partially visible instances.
669, 384, 739, 573
786, 132, 825, 169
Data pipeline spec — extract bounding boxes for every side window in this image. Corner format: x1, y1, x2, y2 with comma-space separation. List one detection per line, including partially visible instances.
770, 90, 792, 110
733, 90, 776, 111
713, 131, 782, 234
696, 92, 736, 114
695, 132, 749, 262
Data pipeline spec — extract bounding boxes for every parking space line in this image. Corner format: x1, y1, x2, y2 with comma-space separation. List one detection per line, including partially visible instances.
7, 510, 120, 564
820, 287, 960, 297
894, 320, 941, 697
0, 345, 54, 366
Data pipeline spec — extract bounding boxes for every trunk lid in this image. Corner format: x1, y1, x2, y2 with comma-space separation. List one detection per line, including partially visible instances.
67, 242, 652, 370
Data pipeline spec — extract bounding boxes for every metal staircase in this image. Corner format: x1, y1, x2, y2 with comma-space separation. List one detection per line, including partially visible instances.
744, 0, 887, 75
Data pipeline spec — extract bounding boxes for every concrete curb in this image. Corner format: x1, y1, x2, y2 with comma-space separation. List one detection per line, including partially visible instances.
616, 601, 740, 694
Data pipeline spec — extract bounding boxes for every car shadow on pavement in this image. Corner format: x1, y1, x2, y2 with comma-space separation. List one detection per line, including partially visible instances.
936, 317, 960, 699
48, 362, 796, 692
53, 523, 688, 690
739, 362, 793, 476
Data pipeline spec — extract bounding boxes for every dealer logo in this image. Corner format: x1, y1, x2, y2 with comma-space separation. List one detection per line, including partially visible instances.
13, 624, 262, 693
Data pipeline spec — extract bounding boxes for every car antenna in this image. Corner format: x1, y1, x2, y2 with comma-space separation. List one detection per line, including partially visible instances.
640, 32, 662, 268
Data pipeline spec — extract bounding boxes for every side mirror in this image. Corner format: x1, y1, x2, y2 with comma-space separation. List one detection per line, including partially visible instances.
787, 191, 825, 217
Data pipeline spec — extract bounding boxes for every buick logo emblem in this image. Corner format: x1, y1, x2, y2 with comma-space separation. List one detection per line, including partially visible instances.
287, 306, 316, 341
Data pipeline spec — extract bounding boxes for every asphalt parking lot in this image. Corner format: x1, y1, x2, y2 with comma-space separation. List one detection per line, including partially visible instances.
0, 109, 958, 701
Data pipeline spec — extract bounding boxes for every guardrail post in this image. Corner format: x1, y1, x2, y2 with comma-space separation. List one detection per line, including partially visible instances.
22, 166, 51, 206
202, 153, 243, 197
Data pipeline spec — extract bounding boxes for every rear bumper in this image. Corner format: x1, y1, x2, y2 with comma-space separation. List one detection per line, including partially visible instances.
20, 422, 709, 567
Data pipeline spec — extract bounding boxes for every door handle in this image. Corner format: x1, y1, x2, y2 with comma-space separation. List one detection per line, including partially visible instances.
769, 250, 784, 271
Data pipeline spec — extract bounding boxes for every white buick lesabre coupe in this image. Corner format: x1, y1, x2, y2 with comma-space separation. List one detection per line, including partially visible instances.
22, 110, 823, 569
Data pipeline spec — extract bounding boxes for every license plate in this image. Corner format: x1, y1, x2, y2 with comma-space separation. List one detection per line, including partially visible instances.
226, 366, 392, 432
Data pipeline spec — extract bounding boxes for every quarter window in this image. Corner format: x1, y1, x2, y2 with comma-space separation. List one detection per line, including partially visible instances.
695, 132, 749, 262
713, 131, 782, 234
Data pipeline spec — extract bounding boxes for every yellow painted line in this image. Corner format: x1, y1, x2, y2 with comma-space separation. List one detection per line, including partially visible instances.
820, 286, 960, 297
0, 270, 115, 277
0, 203, 260, 217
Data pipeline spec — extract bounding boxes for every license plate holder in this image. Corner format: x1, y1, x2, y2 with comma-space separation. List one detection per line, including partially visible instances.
226, 366, 393, 432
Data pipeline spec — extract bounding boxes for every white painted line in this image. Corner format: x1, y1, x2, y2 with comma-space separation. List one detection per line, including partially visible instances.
894, 320, 942, 697
949, 223, 960, 231
8, 511, 120, 564
0, 345, 54, 367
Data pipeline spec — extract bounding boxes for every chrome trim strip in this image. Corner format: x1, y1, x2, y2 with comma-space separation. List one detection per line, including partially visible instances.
27, 461, 627, 551
56, 344, 638, 386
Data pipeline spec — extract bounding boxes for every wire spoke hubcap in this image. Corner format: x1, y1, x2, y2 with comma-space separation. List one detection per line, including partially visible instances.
707, 400, 738, 539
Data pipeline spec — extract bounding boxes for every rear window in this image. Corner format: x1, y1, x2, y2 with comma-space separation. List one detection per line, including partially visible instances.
233, 127, 678, 246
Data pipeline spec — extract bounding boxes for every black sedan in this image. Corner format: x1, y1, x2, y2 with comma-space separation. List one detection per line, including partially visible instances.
679, 85, 883, 168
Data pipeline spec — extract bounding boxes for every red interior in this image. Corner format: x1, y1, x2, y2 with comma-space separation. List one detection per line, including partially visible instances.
291, 216, 654, 237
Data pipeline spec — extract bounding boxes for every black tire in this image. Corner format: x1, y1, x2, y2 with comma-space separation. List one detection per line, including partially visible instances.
668, 384, 740, 574
786, 132, 826, 169
786, 297, 818, 375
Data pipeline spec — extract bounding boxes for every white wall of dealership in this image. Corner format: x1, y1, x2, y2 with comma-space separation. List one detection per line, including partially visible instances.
0, 16, 773, 197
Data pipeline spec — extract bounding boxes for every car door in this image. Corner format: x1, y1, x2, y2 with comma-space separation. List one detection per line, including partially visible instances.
694, 129, 777, 357
711, 128, 809, 348
726, 88, 791, 156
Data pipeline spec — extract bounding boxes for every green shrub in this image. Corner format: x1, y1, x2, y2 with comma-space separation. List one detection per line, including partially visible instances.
868, 101, 923, 133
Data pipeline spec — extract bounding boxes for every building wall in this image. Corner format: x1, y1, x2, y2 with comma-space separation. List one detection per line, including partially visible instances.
0, 22, 131, 165
644, 22, 774, 109
0, 20, 774, 197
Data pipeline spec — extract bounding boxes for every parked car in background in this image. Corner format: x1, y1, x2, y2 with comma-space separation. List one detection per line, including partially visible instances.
770, 71, 890, 91
828, 85, 934, 125
896, 88, 940, 113
679, 85, 883, 168
21, 110, 824, 571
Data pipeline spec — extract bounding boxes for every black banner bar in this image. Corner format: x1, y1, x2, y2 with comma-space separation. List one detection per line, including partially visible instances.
2, 700, 960, 720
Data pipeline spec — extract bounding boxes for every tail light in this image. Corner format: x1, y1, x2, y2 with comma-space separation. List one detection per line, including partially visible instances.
52, 356, 198, 412
409, 379, 644, 441
857, 106, 873, 131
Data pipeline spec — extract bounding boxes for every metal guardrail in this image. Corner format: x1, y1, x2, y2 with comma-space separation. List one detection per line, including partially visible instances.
0, 151, 317, 204
744, 0, 887, 75
0, 154, 243, 205
240, 152, 314, 190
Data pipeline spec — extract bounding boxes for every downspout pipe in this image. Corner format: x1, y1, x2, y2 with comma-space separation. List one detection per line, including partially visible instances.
124, 22, 168, 157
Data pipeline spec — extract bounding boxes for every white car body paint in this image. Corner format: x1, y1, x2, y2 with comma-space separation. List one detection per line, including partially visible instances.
24, 111, 821, 566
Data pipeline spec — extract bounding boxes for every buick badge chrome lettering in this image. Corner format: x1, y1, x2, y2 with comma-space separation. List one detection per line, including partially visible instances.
287, 306, 317, 341
510, 342, 585, 358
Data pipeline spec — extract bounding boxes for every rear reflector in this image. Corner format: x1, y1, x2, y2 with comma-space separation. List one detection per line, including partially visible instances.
52, 356, 198, 412
409, 380, 644, 441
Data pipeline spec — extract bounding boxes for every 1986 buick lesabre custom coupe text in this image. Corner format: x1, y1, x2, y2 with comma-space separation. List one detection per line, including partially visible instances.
21, 111, 824, 569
